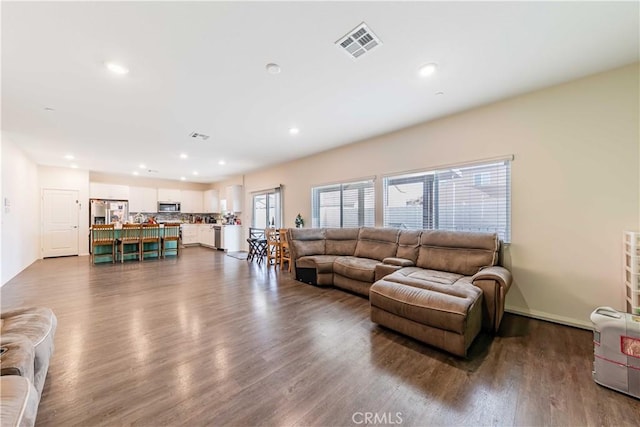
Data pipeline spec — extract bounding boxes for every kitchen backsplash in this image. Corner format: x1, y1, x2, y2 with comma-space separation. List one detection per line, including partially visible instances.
129, 212, 224, 224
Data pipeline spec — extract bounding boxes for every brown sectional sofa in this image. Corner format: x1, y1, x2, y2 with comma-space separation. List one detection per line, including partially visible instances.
288, 227, 512, 356
1, 307, 57, 427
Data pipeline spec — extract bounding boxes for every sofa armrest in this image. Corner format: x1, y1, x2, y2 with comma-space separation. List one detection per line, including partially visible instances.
472, 266, 512, 291
375, 263, 403, 281
382, 257, 415, 267
471, 266, 512, 333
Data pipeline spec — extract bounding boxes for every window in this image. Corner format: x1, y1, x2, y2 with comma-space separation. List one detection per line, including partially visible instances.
383, 159, 511, 242
312, 179, 375, 228
252, 187, 281, 228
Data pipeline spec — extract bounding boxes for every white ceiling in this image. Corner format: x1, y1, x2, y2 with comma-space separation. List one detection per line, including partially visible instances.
2, 1, 638, 183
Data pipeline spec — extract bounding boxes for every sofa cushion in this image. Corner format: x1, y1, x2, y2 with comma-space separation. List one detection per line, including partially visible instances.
296, 255, 340, 274
416, 230, 499, 276
396, 230, 421, 264
289, 228, 326, 257
370, 278, 482, 335
325, 228, 359, 256
385, 267, 464, 288
333, 256, 380, 283
354, 227, 399, 261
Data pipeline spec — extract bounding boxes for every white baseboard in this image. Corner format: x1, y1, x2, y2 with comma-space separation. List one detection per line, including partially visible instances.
505, 306, 593, 330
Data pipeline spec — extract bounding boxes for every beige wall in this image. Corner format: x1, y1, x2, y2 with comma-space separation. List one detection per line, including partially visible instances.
1, 136, 40, 285
237, 64, 640, 328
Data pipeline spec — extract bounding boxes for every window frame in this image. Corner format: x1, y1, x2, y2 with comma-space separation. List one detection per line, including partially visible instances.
311, 179, 375, 228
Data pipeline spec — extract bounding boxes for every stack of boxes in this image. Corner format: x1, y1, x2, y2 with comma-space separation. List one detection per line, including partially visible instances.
624, 231, 640, 314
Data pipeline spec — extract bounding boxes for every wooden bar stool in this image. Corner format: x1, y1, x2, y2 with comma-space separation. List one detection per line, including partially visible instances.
162, 223, 181, 258
141, 223, 161, 260
265, 228, 280, 266
118, 224, 141, 262
279, 228, 291, 272
91, 224, 116, 264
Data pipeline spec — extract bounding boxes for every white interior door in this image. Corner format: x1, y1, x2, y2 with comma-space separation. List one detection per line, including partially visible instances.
43, 189, 79, 257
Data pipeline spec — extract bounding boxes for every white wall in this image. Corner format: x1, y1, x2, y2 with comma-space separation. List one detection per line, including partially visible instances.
1, 137, 40, 285
234, 63, 640, 328
39, 166, 91, 256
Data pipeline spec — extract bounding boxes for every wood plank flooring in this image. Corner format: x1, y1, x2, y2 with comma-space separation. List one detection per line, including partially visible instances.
2, 247, 638, 426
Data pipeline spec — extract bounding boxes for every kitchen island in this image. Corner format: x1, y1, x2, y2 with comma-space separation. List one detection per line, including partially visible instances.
90, 224, 179, 263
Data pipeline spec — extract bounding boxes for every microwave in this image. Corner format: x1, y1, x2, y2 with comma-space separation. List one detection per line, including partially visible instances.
158, 201, 181, 212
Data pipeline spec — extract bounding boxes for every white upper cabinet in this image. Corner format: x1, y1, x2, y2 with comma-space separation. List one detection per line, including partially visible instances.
157, 188, 181, 202
226, 185, 243, 213
90, 183, 129, 200
181, 190, 204, 213
129, 186, 158, 213
203, 189, 220, 213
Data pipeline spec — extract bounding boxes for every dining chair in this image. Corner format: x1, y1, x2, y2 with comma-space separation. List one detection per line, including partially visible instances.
91, 224, 116, 264
279, 228, 292, 272
141, 223, 161, 260
118, 223, 141, 262
162, 223, 181, 258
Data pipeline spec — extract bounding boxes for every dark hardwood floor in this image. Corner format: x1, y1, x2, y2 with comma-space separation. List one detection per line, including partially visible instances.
2, 247, 638, 426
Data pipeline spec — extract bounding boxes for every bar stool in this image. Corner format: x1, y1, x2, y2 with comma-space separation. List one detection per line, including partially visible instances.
91, 224, 116, 264
118, 224, 141, 262
162, 223, 181, 258
279, 228, 292, 272
265, 228, 280, 266
141, 223, 161, 260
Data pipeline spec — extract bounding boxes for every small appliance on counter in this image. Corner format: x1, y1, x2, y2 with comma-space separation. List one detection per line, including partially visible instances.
222, 213, 237, 225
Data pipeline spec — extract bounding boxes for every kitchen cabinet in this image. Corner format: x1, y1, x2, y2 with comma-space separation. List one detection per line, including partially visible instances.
157, 188, 181, 202
220, 225, 242, 252
90, 183, 129, 200
203, 189, 220, 213
129, 186, 158, 213
198, 224, 215, 248
181, 224, 199, 245
225, 185, 243, 213
181, 190, 204, 213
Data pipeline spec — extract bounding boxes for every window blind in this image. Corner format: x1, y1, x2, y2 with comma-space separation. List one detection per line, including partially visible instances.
383, 160, 511, 242
312, 179, 375, 228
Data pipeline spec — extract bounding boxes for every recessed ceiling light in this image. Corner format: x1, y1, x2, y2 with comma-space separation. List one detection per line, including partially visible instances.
418, 63, 438, 78
138, 163, 146, 169
64, 154, 74, 160
266, 63, 281, 74
192, 171, 199, 176
289, 127, 300, 135
180, 176, 186, 181
70, 164, 78, 169
133, 171, 139, 176
180, 153, 188, 159
105, 61, 129, 75
218, 160, 226, 166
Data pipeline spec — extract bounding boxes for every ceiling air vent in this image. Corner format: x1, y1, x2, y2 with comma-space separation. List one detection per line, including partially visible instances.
336, 22, 382, 60
189, 132, 210, 141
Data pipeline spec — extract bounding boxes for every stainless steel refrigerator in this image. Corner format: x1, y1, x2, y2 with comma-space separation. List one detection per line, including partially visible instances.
89, 199, 129, 253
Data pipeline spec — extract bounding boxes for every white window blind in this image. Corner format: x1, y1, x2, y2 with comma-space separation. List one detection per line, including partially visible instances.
312, 179, 375, 228
383, 159, 511, 242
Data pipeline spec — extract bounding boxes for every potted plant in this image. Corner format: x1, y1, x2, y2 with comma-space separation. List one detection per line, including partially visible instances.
295, 213, 304, 228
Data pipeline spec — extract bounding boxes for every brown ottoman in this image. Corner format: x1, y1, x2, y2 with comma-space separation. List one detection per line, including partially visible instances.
370, 279, 483, 356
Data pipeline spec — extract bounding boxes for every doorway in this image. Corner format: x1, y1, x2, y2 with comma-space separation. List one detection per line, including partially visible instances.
42, 189, 79, 257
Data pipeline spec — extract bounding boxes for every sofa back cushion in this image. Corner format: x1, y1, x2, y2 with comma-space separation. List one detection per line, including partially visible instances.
396, 230, 422, 263
325, 228, 359, 256
289, 228, 326, 257
354, 227, 399, 261
416, 230, 499, 275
